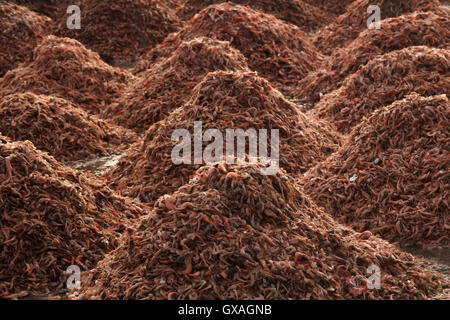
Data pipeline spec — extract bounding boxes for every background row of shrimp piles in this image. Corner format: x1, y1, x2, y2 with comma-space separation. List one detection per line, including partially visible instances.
0, 0, 449, 299
289, 0, 450, 251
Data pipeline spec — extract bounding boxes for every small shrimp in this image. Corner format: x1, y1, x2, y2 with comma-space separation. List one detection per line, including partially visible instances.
5, 156, 13, 181
163, 194, 176, 210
